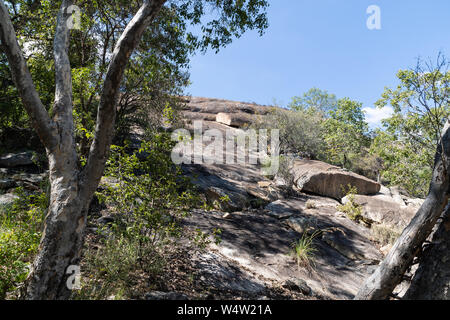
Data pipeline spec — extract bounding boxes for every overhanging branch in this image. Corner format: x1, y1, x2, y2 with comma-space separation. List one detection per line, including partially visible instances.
80, 0, 167, 200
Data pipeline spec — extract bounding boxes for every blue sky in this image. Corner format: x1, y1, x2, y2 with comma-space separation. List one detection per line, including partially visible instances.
186, 0, 450, 127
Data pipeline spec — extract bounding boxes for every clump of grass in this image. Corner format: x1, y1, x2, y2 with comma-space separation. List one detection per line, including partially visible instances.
371, 224, 401, 246
290, 230, 320, 269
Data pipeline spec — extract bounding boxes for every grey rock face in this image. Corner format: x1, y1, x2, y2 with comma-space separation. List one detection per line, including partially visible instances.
0, 179, 16, 190
264, 200, 298, 219
0, 193, 19, 212
0, 151, 35, 167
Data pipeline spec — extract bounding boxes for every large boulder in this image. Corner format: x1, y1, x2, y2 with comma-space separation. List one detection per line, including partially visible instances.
182, 111, 217, 122
342, 193, 420, 231
291, 159, 381, 199
216, 112, 254, 127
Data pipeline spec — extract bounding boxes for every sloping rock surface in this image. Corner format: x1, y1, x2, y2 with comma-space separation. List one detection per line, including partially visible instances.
342, 193, 422, 231
177, 100, 392, 299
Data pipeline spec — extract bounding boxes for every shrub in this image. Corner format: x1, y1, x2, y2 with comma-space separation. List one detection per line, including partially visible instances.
0, 186, 48, 299
337, 185, 364, 222
97, 133, 202, 243
74, 235, 165, 300
76, 133, 207, 299
252, 108, 326, 160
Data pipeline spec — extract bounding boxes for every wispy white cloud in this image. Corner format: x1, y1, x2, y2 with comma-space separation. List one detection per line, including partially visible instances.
363, 106, 394, 127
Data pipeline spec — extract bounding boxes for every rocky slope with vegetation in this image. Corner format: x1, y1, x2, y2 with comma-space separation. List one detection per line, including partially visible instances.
0, 95, 444, 300
1, 97, 428, 300
176, 97, 425, 299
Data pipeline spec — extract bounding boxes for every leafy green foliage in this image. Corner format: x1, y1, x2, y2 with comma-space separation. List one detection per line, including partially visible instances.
75, 133, 211, 299
75, 234, 166, 300
176, 0, 269, 53
98, 133, 202, 243
289, 87, 337, 116
322, 98, 370, 169
0, 187, 49, 299
337, 185, 364, 222
257, 90, 371, 176
370, 129, 433, 197
254, 107, 325, 159
370, 55, 450, 197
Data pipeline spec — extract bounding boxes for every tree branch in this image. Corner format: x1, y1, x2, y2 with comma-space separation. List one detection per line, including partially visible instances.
0, 0, 58, 151
80, 0, 167, 200
53, 0, 75, 134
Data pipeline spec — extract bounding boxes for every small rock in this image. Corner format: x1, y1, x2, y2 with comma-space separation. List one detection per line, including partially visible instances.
264, 200, 297, 219
0, 193, 19, 212
285, 216, 313, 234
222, 212, 232, 219
282, 279, 312, 296
145, 291, 189, 300
12, 173, 47, 185
257, 181, 271, 188
0, 179, 16, 190
0, 151, 35, 167
97, 216, 115, 225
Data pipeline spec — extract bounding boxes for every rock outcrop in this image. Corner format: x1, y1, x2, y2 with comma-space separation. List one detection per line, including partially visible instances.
176, 97, 425, 299
0, 193, 19, 212
342, 192, 423, 231
180, 96, 272, 130
1, 96, 427, 300
290, 159, 381, 199
182, 96, 273, 115
216, 112, 254, 127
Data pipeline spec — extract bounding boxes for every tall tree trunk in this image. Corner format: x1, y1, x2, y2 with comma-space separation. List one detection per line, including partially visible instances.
24, 161, 86, 299
404, 203, 450, 299
355, 118, 450, 300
